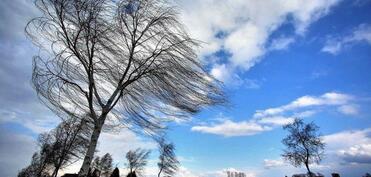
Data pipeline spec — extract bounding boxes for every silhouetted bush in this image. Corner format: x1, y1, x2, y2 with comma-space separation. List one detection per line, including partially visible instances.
110, 168, 120, 177
331, 173, 340, 177
127, 171, 137, 177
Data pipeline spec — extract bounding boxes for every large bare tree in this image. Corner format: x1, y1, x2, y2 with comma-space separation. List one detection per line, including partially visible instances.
26, 0, 225, 176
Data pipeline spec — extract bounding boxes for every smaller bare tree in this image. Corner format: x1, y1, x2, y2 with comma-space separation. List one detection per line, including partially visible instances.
157, 139, 179, 177
40, 117, 92, 177
92, 153, 113, 177
125, 148, 151, 176
18, 151, 52, 177
282, 118, 325, 177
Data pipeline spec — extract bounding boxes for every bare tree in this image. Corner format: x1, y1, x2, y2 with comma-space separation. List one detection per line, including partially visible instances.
19, 117, 91, 177
47, 118, 91, 177
282, 118, 325, 177
18, 152, 52, 177
157, 139, 179, 177
125, 148, 151, 176
92, 153, 113, 177
26, 0, 225, 176
100, 153, 113, 177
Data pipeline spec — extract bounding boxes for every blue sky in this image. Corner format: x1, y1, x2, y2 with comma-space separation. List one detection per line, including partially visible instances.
0, 0, 371, 177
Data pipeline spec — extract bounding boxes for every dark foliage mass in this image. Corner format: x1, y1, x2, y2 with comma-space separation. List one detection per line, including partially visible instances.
25, 0, 226, 175
109, 168, 120, 177
282, 118, 325, 177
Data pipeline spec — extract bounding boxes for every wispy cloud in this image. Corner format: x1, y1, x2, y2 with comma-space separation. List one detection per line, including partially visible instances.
253, 92, 355, 118
322, 24, 371, 55
263, 159, 286, 169
192, 92, 359, 137
269, 37, 295, 51
191, 119, 272, 137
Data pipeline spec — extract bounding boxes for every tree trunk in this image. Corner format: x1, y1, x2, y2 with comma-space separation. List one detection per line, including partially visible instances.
52, 159, 63, 177
78, 123, 103, 177
157, 167, 162, 177
305, 162, 312, 177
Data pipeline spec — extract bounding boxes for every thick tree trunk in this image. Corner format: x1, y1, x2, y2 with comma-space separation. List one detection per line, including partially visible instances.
78, 123, 103, 177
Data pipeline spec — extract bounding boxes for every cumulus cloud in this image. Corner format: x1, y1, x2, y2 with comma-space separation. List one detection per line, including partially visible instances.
177, 0, 341, 85
339, 144, 371, 164
323, 128, 371, 164
322, 24, 371, 55
263, 159, 286, 169
192, 92, 358, 137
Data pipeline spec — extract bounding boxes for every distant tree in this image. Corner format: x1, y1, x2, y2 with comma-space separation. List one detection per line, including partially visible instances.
281, 118, 325, 177
92, 153, 113, 177
18, 152, 52, 177
50, 118, 91, 177
125, 148, 151, 176
157, 139, 179, 177
26, 0, 225, 175
92, 156, 101, 171
100, 153, 113, 177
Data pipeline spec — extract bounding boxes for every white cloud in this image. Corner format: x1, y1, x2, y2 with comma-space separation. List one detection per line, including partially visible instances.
210, 63, 261, 89
191, 120, 271, 137
192, 92, 358, 137
258, 116, 295, 126
210, 63, 231, 82
0, 109, 58, 134
323, 128, 371, 164
339, 144, 371, 164
337, 104, 359, 115
254, 92, 354, 118
322, 24, 371, 55
263, 159, 286, 169
269, 37, 295, 50
178, 0, 341, 86
96, 129, 158, 164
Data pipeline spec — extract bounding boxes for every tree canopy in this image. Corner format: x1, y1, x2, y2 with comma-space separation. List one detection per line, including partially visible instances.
282, 118, 325, 176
